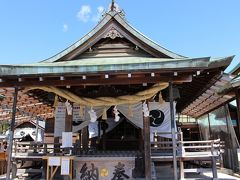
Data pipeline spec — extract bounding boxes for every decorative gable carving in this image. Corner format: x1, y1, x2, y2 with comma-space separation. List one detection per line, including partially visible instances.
104, 27, 123, 39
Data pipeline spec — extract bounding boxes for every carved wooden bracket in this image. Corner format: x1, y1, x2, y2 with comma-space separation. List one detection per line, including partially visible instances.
104, 27, 123, 39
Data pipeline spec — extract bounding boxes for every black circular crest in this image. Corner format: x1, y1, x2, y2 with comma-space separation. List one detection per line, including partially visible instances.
20, 131, 25, 136
149, 109, 165, 127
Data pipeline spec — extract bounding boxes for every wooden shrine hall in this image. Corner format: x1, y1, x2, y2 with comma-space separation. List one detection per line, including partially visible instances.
0, 1, 239, 180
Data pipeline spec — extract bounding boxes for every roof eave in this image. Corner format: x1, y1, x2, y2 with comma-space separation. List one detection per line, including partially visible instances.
0, 57, 210, 76
208, 56, 235, 70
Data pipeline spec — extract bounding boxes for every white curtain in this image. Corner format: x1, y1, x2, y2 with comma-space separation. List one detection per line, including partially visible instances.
72, 102, 177, 140
88, 117, 123, 138
117, 102, 143, 128
73, 103, 144, 133
72, 106, 110, 132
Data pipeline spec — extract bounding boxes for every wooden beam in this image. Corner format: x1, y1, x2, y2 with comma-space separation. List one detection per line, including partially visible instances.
82, 126, 89, 151
0, 75, 192, 87
143, 116, 151, 180
169, 81, 178, 180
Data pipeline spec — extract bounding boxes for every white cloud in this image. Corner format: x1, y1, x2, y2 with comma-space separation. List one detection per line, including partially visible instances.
97, 6, 104, 14
92, 6, 105, 22
77, 5, 91, 22
63, 24, 68, 32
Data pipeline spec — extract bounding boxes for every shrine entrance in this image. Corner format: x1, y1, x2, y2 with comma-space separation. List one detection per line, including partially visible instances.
85, 105, 143, 152
102, 119, 141, 151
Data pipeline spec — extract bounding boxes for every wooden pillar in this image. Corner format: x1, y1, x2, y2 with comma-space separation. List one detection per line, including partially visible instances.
54, 109, 60, 152
42, 160, 47, 179
63, 110, 73, 180
211, 141, 218, 179
139, 129, 143, 152
75, 130, 82, 154
143, 116, 151, 180
179, 131, 184, 179
235, 89, 240, 139
6, 87, 18, 180
169, 81, 178, 180
179, 159, 184, 180
225, 104, 239, 172
54, 137, 60, 153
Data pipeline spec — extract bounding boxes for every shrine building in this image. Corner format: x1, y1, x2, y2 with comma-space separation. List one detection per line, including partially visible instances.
0, 1, 239, 180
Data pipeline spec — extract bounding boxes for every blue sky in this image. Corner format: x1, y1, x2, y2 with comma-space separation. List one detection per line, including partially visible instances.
0, 0, 239, 72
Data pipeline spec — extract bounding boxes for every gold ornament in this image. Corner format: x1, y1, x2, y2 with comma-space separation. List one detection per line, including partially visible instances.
100, 167, 109, 177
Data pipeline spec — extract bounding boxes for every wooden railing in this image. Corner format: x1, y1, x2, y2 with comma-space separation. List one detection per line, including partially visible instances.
150, 131, 223, 179
151, 132, 223, 157
13, 142, 62, 156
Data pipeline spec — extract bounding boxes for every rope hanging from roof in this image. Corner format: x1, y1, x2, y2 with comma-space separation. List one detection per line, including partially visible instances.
24, 83, 168, 107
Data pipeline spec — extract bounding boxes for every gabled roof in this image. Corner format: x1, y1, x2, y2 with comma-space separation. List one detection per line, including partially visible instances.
15, 120, 45, 130
0, 1, 234, 90
41, 5, 186, 63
